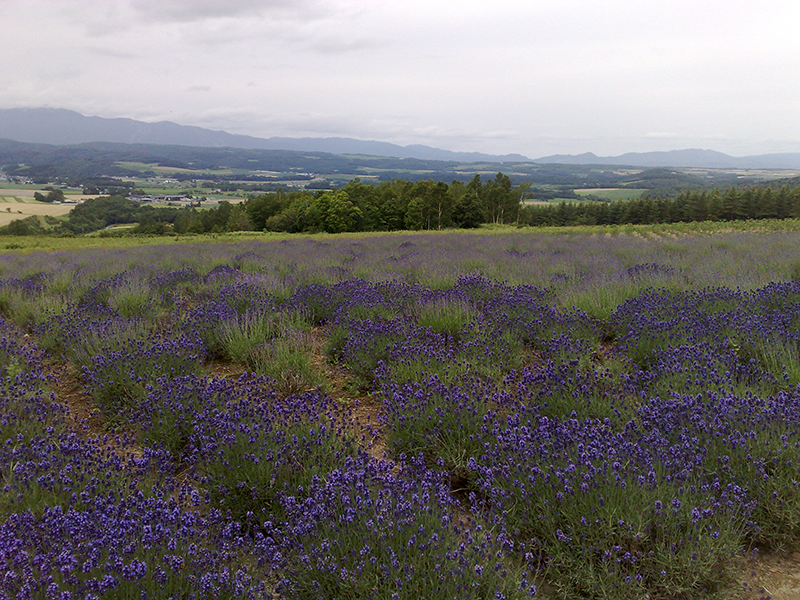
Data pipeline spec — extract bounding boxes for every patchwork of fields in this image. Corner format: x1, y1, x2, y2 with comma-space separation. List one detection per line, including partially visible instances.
0, 189, 102, 227
2, 229, 800, 598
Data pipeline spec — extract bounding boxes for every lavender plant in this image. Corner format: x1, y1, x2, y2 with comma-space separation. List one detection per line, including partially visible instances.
0, 488, 270, 599
191, 390, 359, 524
273, 455, 532, 600
81, 333, 205, 420
5, 229, 800, 600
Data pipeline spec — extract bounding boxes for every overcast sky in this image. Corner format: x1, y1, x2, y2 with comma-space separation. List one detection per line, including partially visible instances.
2, 0, 799, 157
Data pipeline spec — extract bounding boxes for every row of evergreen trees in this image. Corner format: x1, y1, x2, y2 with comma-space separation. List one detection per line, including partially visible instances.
196, 181, 800, 234
522, 186, 800, 227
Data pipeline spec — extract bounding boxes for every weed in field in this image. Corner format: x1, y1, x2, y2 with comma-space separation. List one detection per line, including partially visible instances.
558, 279, 643, 322
744, 334, 800, 387
107, 277, 155, 318
415, 297, 477, 339
217, 309, 289, 364
0, 278, 67, 329
247, 331, 324, 396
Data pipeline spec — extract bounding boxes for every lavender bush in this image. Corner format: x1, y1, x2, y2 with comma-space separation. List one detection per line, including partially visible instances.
3, 229, 800, 598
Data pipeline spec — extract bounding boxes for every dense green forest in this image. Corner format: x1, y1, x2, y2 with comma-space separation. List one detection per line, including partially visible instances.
4, 175, 800, 237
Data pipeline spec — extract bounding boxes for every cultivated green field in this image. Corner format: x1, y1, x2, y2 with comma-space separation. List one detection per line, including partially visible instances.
116, 161, 238, 176
2, 217, 800, 255
574, 187, 647, 200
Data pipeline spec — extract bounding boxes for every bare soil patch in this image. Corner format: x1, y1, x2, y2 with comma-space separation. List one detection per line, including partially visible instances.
732, 550, 800, 600
306, 327, 385, 458
47, 360, 105, 438
205, 359, 248, 380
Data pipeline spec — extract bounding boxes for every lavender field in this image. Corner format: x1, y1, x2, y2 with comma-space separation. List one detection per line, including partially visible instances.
4, 228, 800, 599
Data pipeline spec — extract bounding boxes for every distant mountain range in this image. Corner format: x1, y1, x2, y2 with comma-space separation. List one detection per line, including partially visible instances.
2, 107, 800, 169
534, 149, 800, 170
0, 108, 529, 163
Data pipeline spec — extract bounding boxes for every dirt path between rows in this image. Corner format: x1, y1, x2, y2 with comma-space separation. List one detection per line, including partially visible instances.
735, 550, 800, 600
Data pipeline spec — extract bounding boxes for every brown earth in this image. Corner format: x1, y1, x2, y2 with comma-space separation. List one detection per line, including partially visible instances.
734, 550, 800, 600
48, 360, 105, 438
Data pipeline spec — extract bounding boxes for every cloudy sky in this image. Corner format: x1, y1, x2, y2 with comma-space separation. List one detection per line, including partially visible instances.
1, 0, 799, 157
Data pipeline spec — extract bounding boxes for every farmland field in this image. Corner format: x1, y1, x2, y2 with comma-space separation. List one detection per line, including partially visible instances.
573, 188, 647, 201
0, 195, 74, 226
0, 186, 104, 227
3, 225, 800, 598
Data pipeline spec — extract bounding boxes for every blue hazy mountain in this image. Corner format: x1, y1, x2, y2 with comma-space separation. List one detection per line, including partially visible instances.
3, 108, 800, 168
534, 149, 800, 169
0, 108, 530, 163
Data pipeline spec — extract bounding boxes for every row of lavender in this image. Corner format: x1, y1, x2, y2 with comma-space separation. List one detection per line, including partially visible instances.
331, 276, 800, 597
0, 319, 272, 598
0, 268, 534, 597
1, 367, 521, 598
3, 232, 800, 598
2, 229, 799, 302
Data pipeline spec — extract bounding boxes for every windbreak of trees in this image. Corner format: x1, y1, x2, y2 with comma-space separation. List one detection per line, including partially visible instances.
32, 188, 65, 203
521, 186, 800, 227
242, 174, 527, 234
5, 178, 800, 237
0, 173, 528, 236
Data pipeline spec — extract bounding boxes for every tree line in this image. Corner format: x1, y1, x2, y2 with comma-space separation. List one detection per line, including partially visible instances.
0, 174, 530, 236
4, 178, 800, 237
240, 174, 529, 233
522, 186, 800, 227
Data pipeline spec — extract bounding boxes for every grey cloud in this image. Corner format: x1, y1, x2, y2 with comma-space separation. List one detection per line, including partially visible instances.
3, 0, 799, 158
121, 0, 377, 56
84, 46, 139, 60
305, 35, 385, 54
129, 0, 328, 24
